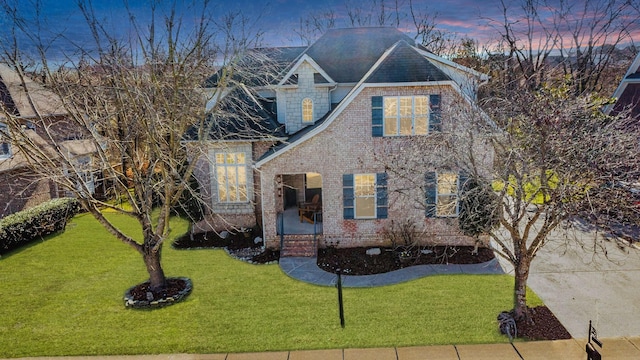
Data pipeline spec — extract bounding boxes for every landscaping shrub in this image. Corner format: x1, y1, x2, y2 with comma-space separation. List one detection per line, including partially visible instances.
0, 198, 80, 255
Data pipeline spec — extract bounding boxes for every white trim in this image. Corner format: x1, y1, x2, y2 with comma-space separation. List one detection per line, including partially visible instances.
277, 55, 336, 86
415, 47, 489, 81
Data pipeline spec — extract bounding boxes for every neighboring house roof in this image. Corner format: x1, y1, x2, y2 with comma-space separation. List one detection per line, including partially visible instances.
607, 52, 640, 119
0, 64, 66, 118
0, 63, 95, 173
186, 85, 285, 142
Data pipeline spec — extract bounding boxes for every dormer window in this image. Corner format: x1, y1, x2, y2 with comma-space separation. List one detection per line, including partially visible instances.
302, 98, 313, 123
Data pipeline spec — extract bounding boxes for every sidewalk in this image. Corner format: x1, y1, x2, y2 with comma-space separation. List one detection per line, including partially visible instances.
8, 337, 640, 359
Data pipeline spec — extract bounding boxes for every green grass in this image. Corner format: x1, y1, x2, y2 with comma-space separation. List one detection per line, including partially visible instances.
0, 213, 542, 358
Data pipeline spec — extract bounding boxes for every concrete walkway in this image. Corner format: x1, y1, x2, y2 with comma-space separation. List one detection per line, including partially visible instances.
8, 337, 640, 359
279, 257, 504, 287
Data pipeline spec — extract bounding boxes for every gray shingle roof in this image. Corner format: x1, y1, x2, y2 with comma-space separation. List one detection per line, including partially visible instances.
204, 46, 307, 88
364, 40, 451, 83
185, 86, 285, 141
304, 27, 417, 83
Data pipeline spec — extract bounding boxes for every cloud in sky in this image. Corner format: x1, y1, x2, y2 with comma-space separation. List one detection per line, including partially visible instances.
3, 0, 639, 59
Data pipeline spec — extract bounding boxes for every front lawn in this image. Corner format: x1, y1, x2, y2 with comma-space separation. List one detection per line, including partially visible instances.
0, 213, 542, 357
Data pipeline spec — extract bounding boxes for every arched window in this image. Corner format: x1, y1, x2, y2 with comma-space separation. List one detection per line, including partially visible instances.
302, 98, 313, 122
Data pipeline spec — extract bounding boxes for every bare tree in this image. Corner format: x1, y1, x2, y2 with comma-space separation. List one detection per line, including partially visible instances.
408, 0, 464, 57
476, 81, 640, 320
294, 10, 337, 46
294, 0, 405, 45
0, 0, 277, 297
488, 0, 640, 95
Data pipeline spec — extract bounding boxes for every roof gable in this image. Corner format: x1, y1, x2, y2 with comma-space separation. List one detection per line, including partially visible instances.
364, 41, 451, 83
278, 55, 335, 86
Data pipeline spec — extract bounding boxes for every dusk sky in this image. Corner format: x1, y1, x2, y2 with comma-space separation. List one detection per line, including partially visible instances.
4, 0, 496, 45
2, 0, 639, 59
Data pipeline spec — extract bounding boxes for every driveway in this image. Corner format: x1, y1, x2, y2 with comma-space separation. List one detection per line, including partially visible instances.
495, 225, 640, 338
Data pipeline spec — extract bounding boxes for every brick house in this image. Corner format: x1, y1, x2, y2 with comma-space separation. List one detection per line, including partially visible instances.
193, 27, 492, 255
607, 51, 640, 119
0, 64, 96, 218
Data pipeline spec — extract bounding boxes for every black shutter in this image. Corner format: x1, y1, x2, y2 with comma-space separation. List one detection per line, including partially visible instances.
343, 174, 354, 219
425, 171, 437, 217
429, 94, 442, 132
376, 173, 388, 219
372, 96, 383, 137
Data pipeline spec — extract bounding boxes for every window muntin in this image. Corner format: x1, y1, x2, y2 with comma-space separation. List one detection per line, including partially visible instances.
383, 96, 429, 136
215, 152, 248, 203
302, 98, 313, 122
437, 172, 458, 216
354, 174, 376, 218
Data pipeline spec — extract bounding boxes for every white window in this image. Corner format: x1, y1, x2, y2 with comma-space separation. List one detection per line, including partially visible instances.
354, 174, 376, 218
437, 173, 458, 216
0, 123, 10, 159
384, 96, 428, 136
215, 152, 248, 203
75, 155, 95, 195
302, 98, 313, 122
63, 155, 95, 197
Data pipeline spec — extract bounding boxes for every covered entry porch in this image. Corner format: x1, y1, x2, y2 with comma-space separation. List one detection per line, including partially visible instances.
275, 172, 323, 235
275, 173, 323, 257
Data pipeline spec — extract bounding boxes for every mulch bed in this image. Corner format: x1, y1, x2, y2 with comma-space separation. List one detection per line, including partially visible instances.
125, 277, 192, 309
172, 229, 280, 263
513, 306, 572, 340
317, 245, 494, 275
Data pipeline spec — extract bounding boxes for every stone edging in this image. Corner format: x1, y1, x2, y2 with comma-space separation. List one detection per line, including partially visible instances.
124, 277, 193, 309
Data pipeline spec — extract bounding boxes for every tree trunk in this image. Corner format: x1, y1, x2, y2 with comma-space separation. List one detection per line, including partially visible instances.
143, 244, 167, 293
513, 256, 531, 321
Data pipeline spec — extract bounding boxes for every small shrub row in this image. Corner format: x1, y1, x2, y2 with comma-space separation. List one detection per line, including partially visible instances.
0, 197, 81, 255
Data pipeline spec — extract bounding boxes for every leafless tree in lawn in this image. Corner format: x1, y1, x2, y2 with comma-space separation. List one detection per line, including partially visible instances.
477, 80, 640, 321
0, 0, 280, 296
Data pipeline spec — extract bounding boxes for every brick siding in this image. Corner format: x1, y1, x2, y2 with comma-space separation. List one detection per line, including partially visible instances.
260, 85, 493, 249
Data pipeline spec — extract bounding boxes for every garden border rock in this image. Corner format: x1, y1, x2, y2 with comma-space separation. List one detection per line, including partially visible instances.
124, 277, 193, 309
